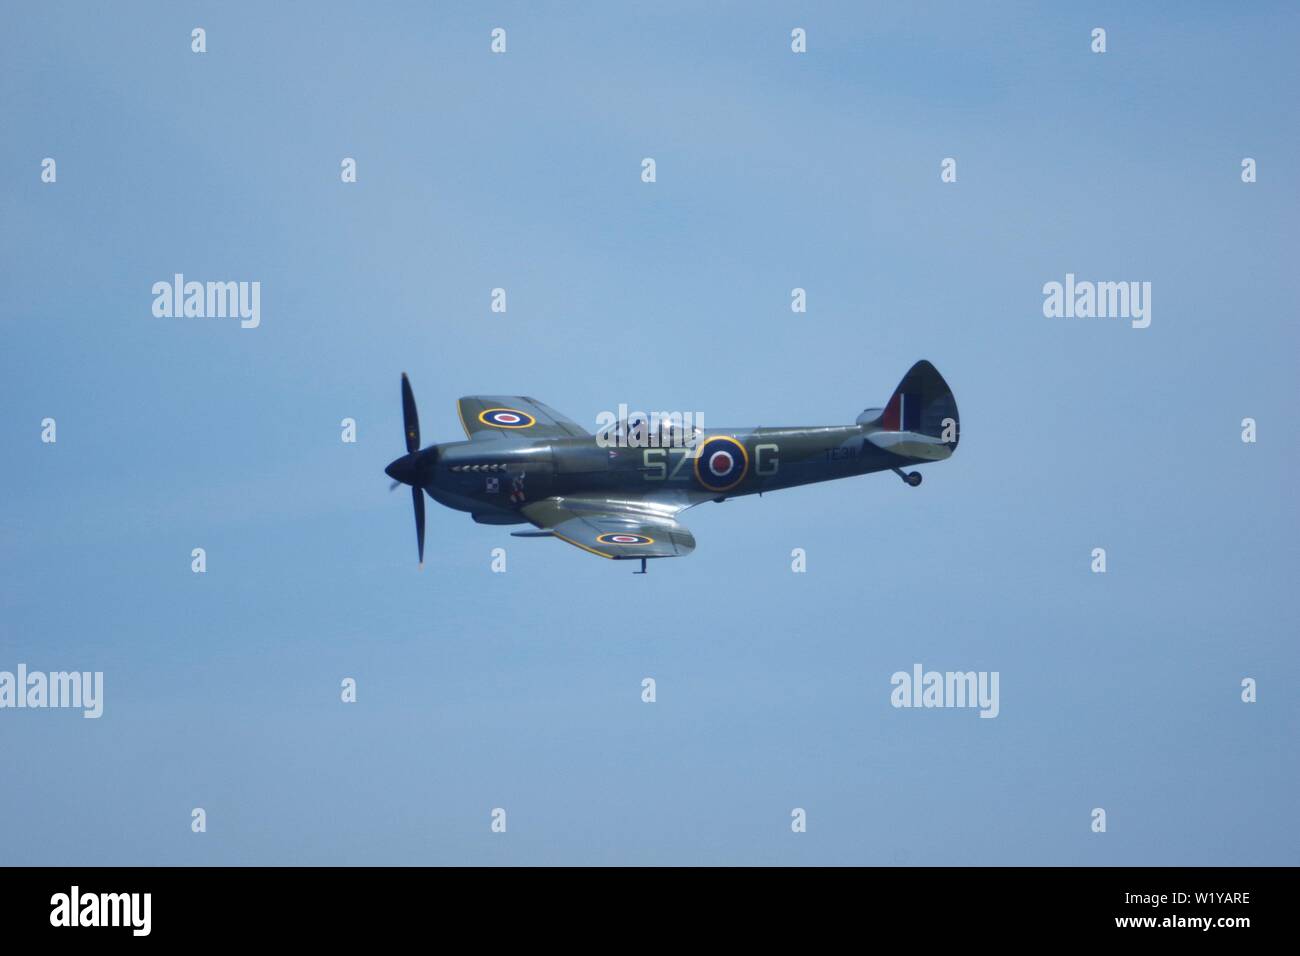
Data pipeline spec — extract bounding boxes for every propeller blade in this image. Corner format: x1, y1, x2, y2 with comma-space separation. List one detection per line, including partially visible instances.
389, 480, 400, 491
412, 485, 426, 567
401, 372, 420, 453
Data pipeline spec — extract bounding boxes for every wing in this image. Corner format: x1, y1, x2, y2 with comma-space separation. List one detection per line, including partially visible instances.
519, 495, 696, 561
457, 396, 590, 440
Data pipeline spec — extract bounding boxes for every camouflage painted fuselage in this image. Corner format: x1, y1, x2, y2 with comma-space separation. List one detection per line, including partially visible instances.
427, 423, 938, 523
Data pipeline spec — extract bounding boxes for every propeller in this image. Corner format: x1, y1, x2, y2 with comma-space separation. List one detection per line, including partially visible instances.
401, 372, 420, 453
412, 484, 425, 567
385, 372, 429, 568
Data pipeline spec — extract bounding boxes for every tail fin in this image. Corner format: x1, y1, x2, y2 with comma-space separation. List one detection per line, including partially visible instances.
860, 360, 960, 450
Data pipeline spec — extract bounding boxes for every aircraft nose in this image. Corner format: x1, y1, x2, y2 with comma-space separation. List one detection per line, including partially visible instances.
385, 453, 419, 486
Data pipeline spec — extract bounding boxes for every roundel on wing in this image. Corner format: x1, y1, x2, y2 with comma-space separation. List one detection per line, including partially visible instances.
694, 436, 749, 492
595, 532, 655, 546
478, 407, 537, 429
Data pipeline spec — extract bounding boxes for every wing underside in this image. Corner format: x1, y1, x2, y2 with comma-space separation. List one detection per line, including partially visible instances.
520, 496, 696, 560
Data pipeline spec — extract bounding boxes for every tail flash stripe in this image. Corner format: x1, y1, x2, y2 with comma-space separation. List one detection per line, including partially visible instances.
882, 394, 901, 430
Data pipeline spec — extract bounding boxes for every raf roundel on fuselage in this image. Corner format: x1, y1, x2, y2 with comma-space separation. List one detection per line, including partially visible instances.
694, 435, 749, 492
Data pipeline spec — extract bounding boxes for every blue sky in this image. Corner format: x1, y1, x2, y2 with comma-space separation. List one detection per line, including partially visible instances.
1, 1, 1296, 865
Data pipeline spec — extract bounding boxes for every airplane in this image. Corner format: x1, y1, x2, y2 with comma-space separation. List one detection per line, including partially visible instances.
384, 360, 959, 572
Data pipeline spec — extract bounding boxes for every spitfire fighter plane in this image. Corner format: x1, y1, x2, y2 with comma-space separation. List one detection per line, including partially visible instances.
384, 361, 959, 571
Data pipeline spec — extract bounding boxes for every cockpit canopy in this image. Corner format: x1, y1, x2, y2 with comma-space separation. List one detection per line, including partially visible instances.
600, 415, 703, 447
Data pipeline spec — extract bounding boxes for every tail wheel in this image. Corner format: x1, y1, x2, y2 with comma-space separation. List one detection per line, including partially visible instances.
905, 472, 922, 487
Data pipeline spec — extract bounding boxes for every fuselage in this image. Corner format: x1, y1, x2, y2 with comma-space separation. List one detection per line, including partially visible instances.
422, 423, 930, 523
